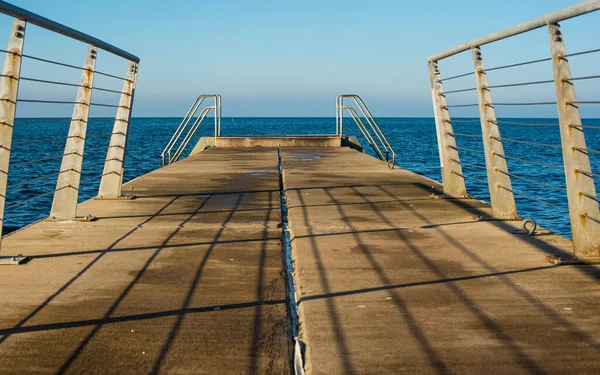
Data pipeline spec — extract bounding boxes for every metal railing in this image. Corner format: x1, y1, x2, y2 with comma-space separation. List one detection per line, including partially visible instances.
428, 0, 600, 261
0, 1, 139, 263
336, 95, 396, 167
161, 95, 221, 166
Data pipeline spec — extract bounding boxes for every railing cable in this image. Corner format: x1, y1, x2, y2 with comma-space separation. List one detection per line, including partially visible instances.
20, 76, 85, 88
486, 79, 555, 89
571, 124, 600, 130
451, 132, 481, 138
447, 119, 481, 124
11, 152, 73, 167
485, 57, 552, 72
490, 136, 562, 149
576, 169, 600, 179
496, 169, 566, 191
498, 185, 568, 212
448, 145, 485, 154
564, 75, 600, 82
6, 190, 55, 210
13, 136, 70, 145
444, 87, 478, 94
439, 72, 474, 82
445, 103, 479, 108
573, 146, 600, 155
564, 48, 600, 58
452, 171, 487, 184
492, 120, 559, 127
451, 158, 486, 170
495, 153, 563, 170
14, 118, 75, 125
492, 101, 557, 106
8, 170, 67, 188
568, 101, 600, 105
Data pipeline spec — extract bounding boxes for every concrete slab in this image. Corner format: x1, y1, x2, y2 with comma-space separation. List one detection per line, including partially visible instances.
0, 148, 289, 375
1, 145, 598, 375
282, 147, 600, 375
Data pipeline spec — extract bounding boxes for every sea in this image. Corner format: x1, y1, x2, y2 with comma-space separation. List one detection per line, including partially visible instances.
5, 117, 600, 239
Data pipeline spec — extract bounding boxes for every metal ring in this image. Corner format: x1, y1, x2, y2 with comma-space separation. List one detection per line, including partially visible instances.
387, 161, 394, 169
521, 218, 537, 236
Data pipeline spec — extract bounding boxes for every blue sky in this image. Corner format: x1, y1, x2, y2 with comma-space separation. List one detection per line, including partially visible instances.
4, 0, 600, 117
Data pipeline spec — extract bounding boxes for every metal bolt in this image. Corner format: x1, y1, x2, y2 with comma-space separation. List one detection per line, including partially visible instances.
580, 212, 588, 218
16, 25, 24, 32
553, 29, 561, 36
554, 36, 562, 42
14, 32, 23, 38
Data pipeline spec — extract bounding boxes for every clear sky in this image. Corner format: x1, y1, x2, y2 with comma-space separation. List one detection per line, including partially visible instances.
4, 0, 600, 117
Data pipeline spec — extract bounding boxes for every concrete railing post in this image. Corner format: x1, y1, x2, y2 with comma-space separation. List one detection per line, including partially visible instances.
429, 61, 467, 197
471, 47, 518, 219
548, 23, 600, 260
49, 45, 97, 220
98, 61, 137, 199
0, 19, 25, 258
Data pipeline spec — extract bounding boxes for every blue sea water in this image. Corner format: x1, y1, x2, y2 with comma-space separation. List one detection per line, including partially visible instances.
5, 117, 600, 238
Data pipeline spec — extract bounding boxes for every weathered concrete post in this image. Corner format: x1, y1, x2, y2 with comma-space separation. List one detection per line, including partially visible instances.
98, 61, 137, 198
548, 23, 600, 260
0, 20, 25, 260
428, 61, 467, 197
471, 47, 518, 218
49, 45, 97, 220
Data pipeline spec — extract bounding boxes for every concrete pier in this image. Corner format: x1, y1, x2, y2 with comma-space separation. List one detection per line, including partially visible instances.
0, 145, 599, 374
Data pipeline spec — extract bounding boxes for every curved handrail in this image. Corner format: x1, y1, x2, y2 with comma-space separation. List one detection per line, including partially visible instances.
161, 97, 206, 165
170, 107, 212, 163
336, 94, 396, 167
161, 94, 221, 165
344, 107, 385, 160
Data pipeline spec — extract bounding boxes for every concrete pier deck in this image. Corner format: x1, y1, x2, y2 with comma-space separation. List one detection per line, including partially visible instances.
0, 146, 599, 374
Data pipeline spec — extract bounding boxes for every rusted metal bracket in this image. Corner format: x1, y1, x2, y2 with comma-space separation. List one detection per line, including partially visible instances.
94, 194, 136, 200
546, 255, 600, 265
45, 214, 97, 223
0, 254, 29, 265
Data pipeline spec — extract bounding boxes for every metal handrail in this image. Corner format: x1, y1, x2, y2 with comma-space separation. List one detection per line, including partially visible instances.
344, 106, 386, 161
170, 107, 212, 163
0, 1, 139, 62
336, 94, 396, 167
161, 95, 221, 166
161, 97, 206, 165
428, 0, 600, 261
429, 0, 600, 62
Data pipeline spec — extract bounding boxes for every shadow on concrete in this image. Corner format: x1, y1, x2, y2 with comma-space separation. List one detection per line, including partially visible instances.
286, 174, 600, 373
0, 195, 182, 347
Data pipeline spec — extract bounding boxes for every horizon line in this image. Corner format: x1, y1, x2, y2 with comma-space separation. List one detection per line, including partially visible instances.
13, 116, 600, 120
